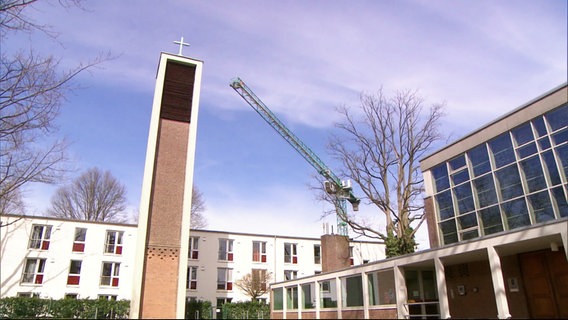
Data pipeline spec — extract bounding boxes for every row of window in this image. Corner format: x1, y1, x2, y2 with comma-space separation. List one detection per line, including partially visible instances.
16, 292, 118, 300
185, 267, 319, 291
21, 258, 120, 288
273, 269, 396, 310
28, 225, 124, 255
431, 104, 568, 245
189, 237, 324, 265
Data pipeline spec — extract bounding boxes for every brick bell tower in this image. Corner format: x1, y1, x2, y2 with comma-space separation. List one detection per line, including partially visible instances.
130, 45, 203, 318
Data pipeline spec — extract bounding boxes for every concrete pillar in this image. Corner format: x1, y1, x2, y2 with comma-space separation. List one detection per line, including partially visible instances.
335, 277, 343, 319
361, 271, 370, 319
321, 234, 350, 272
434, 257, 450, 319
130, 53, 202, 319
297, 284, 302, 319
487, 246, 511, 319
315, 280, 321, 319
561, 225, 568, 260
394, 265, 407, 319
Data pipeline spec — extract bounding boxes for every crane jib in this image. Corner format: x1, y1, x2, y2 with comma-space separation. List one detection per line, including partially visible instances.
230, 78, 360, 217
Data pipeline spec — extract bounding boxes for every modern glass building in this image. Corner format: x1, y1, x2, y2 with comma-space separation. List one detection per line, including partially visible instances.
269, 83, 567, 319
421, 83, 568, 248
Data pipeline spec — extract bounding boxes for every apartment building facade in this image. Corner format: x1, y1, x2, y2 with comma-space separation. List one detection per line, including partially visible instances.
0, 214, 384, 310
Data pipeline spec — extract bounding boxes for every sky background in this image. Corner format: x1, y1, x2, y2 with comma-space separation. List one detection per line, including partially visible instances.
5, 0, 567, 249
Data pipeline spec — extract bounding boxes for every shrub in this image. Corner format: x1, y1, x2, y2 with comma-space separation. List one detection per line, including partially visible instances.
185, 299, 213, 319
221, 301, 269, 320
0, 297, 130, 319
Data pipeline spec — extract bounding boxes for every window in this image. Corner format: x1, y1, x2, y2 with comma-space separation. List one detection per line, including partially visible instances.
349, 246, 354, 265
216, 298, 232, 318
189, 236, 199, 260
473, 174, 498, 208
252, 241, 267, 262
489, 133, 516, 168
320, 280, 337, 308
368, 269, 396, 305
252, 269, 268, 291
67, 260, 82, 285
528, 191, 555, 223
217, 268, 232, 290
468, 144, 491, 177
98, 295, 117, 301
273, 288, 284, 310
479, 205, 503, 235
28, 225, 52, 250
284, 270, 297, 280
17, 292, 40, 298
343, 275, 363, 307
284, 243, 297, 264
436, 190, 454, 220
454, 182, 475, 214
520, 156, 547, 193
314, 244, 321, 264
73, 228, 87, 252
21, 258, 46, 284
286, 286, 298, 309
187, 266, 197, 290
501, 198, 530, 230
218, 239, 234, 261
104, 231, 123, 255
65, 293, 78, 299
302, 283, 315, 309
100, 262, 120, 287
432, 164, 450, 192
495, 164, 523, 201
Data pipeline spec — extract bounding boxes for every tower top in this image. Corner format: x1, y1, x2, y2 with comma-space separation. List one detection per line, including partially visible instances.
173, 36, 190, 56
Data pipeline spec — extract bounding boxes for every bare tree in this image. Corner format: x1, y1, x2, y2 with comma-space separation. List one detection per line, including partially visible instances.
190, 186, 207, 229
0, 0, 108, 215
48, 167, 127, 223
234, 269, 272, 301
327, 88, 445, 257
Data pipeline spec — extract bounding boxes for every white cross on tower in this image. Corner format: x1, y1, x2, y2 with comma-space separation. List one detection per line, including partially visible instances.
174, 36, 190, 56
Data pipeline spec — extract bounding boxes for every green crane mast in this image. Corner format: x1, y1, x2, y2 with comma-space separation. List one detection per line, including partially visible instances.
230, 77, 360, 236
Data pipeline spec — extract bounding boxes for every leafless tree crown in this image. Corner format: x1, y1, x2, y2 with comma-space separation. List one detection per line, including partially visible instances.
190, 186, 207, 229
327, 88, 445, 241
234, 269, 272, 301
48, 167, 127, 223
0, 0, 108, 215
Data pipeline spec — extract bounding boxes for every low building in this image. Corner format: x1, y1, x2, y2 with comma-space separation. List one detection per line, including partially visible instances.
0, 214, 384, 315
269, 83, 568, 319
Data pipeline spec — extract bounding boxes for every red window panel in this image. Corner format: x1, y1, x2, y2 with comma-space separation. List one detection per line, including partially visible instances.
41, 241, 50, 250
226, 282, 232, 291
253, 252, 260, 261
112, 278, 119, 287
228, 253, 233, 261
190, 281, 197, 290
261, 255, 267, 263
67, 275, 80, 285
35, 275, 43, 284
72, 243, 85, 252
293, 256, 298, 264
116, 245, 122, 255
191, 251, 198, 259
350, 258, 354, 266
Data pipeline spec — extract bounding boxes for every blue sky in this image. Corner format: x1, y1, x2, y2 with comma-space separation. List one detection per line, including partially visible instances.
6, 0, 567, 247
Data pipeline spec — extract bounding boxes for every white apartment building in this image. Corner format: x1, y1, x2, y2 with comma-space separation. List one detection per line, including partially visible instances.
0, 214, 384, 307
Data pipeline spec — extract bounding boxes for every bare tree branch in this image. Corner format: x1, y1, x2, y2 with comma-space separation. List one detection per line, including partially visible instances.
47, 167, 127, 223
190, 186, 207, 229
234, 270, 272, 301
324, 88, 446, 255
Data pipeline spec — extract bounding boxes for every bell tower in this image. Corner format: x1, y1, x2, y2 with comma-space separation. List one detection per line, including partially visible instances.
130, 48, 202, 318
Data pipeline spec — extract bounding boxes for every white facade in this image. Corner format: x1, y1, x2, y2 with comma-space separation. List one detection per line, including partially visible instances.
0, 214, 384, 306
0, 215, 136, 300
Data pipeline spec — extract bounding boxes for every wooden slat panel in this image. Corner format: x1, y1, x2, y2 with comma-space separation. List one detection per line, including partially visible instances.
160, 61, 195, 123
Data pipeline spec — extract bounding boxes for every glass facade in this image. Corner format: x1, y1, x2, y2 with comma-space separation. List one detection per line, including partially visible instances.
431, 104, 568, 245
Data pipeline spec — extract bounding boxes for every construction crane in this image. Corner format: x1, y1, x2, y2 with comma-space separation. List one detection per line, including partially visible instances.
230, 77, 360, 236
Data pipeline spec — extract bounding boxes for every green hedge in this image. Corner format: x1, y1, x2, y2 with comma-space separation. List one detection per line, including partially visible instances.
185, 299, 212, 319
0, 297, 130, 319
221, 301, 269, 320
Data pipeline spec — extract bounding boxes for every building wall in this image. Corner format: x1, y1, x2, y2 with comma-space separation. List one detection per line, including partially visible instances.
421, 84, 568, 247
0, 215, 136, 300
0, 215, 384, 308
